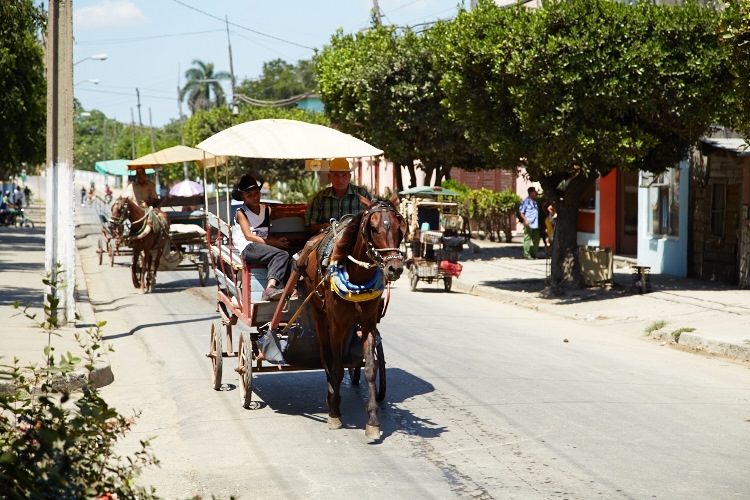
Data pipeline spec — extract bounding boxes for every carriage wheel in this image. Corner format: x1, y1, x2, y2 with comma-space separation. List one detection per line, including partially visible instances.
409, 264, 419, 291
237, 332, 253, 408
210, 322, 223, 390
443, 276, 453, 292
198, 252, 209, 287
375, 340, 386, 402
107, 239, 115, 267
348, 367, 361, 386
131, 253, 143, 288
97, 238, 104, 265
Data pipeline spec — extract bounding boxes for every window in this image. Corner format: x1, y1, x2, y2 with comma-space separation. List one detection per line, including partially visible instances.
647, 167, 680, 237
710, 183, 726, 238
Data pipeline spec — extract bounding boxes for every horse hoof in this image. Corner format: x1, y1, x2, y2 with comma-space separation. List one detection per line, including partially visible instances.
328, 417, 342, 430
365, 425, 381, 440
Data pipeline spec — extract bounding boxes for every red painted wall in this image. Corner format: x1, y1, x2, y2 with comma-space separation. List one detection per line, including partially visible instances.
599, 170, 617, 248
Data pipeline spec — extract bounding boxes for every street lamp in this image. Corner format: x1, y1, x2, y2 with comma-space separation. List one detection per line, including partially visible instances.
74, 53, 107, 66
74, 79, 100, 86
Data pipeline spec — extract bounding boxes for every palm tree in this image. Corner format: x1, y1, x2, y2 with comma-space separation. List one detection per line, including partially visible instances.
181, 59, 230, 114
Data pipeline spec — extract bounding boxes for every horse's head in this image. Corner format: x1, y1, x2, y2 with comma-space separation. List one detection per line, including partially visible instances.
359, 193, 407, 282
108, 197, 130, 235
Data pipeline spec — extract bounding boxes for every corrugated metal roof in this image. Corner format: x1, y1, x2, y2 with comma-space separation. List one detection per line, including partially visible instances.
700, 138, 750, 156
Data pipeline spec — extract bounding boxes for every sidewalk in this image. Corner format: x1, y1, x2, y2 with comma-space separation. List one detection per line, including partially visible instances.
451, 237, 750, 362
0, 197, 113, 394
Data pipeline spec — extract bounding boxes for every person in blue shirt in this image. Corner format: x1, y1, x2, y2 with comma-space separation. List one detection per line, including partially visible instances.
518, 187, 540, 259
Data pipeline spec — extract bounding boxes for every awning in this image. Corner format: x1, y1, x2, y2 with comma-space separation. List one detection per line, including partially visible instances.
94, 159, 154, 176
196, 119, 383, 160
128, 145, 226, 169
400, 185, 461, 197
700, 138, 750, 157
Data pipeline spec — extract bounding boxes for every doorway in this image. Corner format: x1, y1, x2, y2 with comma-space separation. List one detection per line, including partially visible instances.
618, 170, 638, 255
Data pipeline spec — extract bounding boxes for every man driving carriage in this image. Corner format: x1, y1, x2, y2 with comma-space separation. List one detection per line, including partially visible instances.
123, 167, 158, 207
304, 158, 372, 233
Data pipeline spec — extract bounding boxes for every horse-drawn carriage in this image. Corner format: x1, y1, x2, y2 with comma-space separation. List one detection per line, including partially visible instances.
102, 147, 221, 291
195, 119, 405, 439
400, 186, 466, 292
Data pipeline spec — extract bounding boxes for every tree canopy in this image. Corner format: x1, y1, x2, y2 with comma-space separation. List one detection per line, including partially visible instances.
235, 58, 316, 102
315, 25, 486, 191
0, 0, 46, 179
434, 0, 731, 287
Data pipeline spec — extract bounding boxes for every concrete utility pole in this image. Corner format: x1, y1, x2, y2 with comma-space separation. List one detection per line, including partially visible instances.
130, 108, 136, 159
45, 0, 76, 325
372, 0, 382, 26
136, 88, 143, 126
226, 16, 237, 113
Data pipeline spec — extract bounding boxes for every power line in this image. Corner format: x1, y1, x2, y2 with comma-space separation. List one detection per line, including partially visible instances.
171, 0, 314, 50
75, 87, 175, 101
75, 29, 225, 45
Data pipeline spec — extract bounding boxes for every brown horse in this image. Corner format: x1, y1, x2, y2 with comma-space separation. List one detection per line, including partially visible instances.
296, 194, 406, 440
109, 197, 170, 293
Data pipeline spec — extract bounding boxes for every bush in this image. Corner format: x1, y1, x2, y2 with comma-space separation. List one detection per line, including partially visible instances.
464, 187, 521, 242
0, 271, 159, 499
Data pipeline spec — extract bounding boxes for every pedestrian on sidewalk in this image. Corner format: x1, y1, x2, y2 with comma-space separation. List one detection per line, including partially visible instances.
518, 187, 541, 259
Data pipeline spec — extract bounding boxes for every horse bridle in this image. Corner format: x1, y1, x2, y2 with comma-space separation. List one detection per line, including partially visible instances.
350, 201, 404, 270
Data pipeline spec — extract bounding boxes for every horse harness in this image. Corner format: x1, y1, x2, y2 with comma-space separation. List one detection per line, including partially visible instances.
295, 201, 403, 304
109, 201, 168, 247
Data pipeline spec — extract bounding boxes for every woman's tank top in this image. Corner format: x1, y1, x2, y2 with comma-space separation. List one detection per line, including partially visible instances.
233, 204, 271, 252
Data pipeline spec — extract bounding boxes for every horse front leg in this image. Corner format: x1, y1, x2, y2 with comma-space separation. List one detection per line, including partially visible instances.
312, 308, 341, 429
362, 321, 381, 440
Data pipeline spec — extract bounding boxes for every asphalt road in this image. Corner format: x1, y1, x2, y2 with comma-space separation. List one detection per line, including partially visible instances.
75, 206, 750, 500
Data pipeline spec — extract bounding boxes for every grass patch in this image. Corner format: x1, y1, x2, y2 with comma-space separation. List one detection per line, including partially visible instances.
671, 327, 696, 342
644, 320, 667, 334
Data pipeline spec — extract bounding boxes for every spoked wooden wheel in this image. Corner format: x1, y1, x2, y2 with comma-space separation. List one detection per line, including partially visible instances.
198, 252, 209, 287
237, 332, 253, 408
97, 238, 104, 265
107, 239, 115, 267
348, 366, 361, 386
210, 322, 223, 390
375, 340, 386, 402
131, 253, 143, 288
409, 264, 419, 291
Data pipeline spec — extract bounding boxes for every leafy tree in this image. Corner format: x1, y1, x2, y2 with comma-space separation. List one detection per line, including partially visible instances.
723, 0, 750, 136
0, 0, 46, 180
436, 0, 731, 288
181, 59, 230, 115
236, 58, 316, 102
315, 25, 486, 191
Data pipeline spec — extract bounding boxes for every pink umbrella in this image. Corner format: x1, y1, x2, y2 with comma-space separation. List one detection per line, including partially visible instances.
169, 180, 204, 197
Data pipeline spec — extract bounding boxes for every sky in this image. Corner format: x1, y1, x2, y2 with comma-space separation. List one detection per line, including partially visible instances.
66, 0, 467, 128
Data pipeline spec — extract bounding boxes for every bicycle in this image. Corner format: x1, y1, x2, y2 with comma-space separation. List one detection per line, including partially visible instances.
14, 208, 35, 228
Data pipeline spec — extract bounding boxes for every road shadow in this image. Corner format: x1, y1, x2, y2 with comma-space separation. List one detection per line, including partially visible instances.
249, 366, 444, 441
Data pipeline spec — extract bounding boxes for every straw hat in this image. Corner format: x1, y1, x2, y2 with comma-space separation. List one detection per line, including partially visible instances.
328, 157, 353, 172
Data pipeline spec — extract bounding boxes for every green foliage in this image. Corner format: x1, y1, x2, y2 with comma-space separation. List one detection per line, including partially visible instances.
435, 0, 730, 287
181, 59, 230, 115
441, 179, 470, 195
644, 320, 667, 334
0, 269, 158, 499
722, 0, 750, 136
0, 0, 46, 179
464, 187, 521, 242
671, 327, 695, 342
236, 58, 316, 102
315, 25, 486, 190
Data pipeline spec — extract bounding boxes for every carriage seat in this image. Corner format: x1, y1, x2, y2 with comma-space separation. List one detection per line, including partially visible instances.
169, 223, 206, 243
